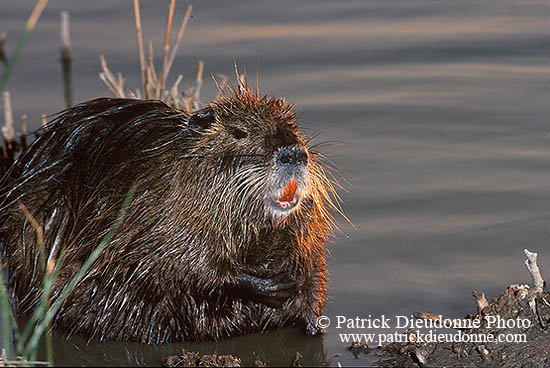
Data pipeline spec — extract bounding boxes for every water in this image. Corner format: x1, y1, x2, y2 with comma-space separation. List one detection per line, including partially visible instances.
2, 0, 550, 365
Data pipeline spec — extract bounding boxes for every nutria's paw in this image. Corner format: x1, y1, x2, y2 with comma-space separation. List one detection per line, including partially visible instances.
305, 319, 325, 335
235, 273, 296, 308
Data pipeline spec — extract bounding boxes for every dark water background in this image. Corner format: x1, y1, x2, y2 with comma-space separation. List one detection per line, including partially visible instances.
3, 0, 550, 366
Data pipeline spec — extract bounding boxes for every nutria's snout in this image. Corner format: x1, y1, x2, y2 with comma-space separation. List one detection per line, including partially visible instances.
267, 145, 310, 217
277, 146, 308, 167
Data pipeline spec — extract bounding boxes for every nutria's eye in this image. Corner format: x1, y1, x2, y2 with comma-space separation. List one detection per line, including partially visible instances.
229, 127, 248, 139
189, 108, 215, 130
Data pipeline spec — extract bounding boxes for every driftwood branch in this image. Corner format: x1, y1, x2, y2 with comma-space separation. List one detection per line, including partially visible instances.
524, 249, 544, 294
524, 249, 545, 315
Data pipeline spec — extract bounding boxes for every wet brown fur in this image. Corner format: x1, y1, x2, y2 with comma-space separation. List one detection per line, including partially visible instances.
0, 82, 340, 343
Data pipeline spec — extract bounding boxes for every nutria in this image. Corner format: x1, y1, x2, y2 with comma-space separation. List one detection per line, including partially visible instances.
0, 81, 340, 343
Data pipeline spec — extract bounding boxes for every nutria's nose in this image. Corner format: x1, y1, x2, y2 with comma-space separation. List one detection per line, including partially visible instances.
277, 146, 308, 166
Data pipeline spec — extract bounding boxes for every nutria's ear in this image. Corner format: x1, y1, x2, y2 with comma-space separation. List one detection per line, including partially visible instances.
188, 108, 216, 130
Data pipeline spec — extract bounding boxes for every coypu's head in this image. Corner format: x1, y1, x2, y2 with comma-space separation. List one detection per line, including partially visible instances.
182, 80, 337, 230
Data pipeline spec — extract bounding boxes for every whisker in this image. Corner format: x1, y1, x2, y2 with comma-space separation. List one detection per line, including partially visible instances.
308, 140, 350, 151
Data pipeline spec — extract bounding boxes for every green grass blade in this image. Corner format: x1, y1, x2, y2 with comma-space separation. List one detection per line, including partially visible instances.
14, 248, 67, 356
23, 186, 135, 357
0, 270, 18, 360
0, 0, 48, 92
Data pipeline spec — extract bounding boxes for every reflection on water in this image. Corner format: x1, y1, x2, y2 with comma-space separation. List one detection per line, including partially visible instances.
50, 328, 328, 366
2, 0, 550, 366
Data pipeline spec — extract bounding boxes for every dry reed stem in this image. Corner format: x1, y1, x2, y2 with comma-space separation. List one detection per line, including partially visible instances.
171, 74, 183, 107
60, 11, 71, 56
146, 66, 153, 98
0, 31, 7, 65
60, 11, 73, 107
99, 55, 125, 97
27, 0, 49, 30
99, 3, 216, 112
212, 74, 229, 102
132, 0, 147, 97
2, 91, 14, 144
182, 97, 192, 112
117, 73, 124, 89
163, 5, 192, 85
99, 73, 117, 97
20, 114, 28, 148
21, 115, 27, 136
19, 203, 44, 249
192, 60, 204, 109
147, 41, 158, 90
158, 0, 176, 98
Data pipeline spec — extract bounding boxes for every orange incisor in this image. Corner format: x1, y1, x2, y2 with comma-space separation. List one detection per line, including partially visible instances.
279, 179, 297, 202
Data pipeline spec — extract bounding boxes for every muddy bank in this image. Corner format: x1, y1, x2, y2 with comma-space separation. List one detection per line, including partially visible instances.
375, 250, 550, 368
